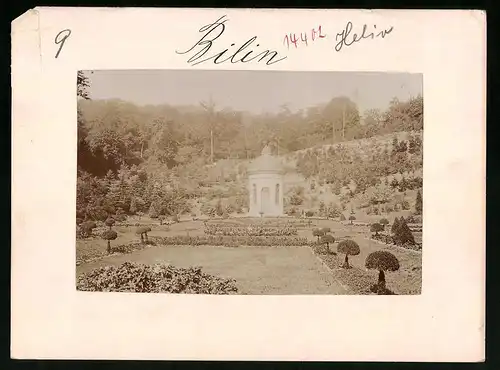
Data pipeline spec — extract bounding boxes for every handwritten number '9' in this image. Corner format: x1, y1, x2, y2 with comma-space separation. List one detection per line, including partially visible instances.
54, 29, 71, 58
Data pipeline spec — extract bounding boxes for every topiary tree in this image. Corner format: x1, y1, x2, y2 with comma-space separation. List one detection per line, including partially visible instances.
391, 217, 401, 235
340, 214, 346, 221
370, 222, 384, 236
337, 239, 360, 268
365, 251, 400, 293
105, 217, 115, 230
321, 234, 335, 251
102, 229, 118, 254
136, 226, 152, 243
312, 228, 325, 242
348, 215, 356, 225
379, 218, 389, 229
394, 217, 415, 246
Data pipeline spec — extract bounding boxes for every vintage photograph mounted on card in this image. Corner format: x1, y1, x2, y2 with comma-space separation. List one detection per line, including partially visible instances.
75, 70, 423, 295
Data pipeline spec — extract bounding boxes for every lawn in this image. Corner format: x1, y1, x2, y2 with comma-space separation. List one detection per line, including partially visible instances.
76, 217, 422, 295
76, 245, 348, 295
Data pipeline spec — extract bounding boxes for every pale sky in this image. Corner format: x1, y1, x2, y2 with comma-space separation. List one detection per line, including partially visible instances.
85, 70, 422, 115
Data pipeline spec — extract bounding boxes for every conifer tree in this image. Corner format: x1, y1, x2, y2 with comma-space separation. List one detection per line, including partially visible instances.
391, 217, 401, 235
415, 189, 423, 215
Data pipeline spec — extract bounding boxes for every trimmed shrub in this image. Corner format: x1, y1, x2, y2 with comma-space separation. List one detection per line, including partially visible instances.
105, 217, 115, 229
415, 189, 423, 215
379, 218, 389, 227
365, 251, 400, 294
136, 226, 152, 243
391, 217, 401, 235
337, 239, 360, 268
312, 228, 325, 242
393, 218, 415, 246
321, 234, 335, 250
370, 223, 384, 236
102, 229, 118, 254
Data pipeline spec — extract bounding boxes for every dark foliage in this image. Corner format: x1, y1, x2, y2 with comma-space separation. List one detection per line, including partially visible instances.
365, 251, 400, 272
77, 262, 239, 294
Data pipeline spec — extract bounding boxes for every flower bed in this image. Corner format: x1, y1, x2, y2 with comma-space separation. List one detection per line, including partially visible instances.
77, 262, 239, 294
310, 245, 375, 294
151, 235, 310, 247
113, 222, 171, 228
204, 223, 298, 236
206, 219, 312, 228
76, 241, 156, 265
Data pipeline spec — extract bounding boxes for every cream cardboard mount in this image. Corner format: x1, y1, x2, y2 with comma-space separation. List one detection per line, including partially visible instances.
11, 7, 485, 361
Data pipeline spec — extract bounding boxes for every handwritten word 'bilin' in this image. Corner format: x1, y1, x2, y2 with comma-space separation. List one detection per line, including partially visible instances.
176, 15, 287, 66
283, 26, 326, 49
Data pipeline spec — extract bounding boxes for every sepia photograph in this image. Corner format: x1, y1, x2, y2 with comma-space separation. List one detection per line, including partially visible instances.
75, 69, 423, 295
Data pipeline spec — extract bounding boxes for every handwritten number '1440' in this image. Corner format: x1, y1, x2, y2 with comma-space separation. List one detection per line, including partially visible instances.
54, 29, 71, 58
284, 26, 326, 49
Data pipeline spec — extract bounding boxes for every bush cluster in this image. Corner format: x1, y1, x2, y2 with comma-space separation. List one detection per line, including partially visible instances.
77, 262, 239, 294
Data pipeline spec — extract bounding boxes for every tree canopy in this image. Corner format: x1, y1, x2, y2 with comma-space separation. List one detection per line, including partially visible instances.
365, 251, 400, 271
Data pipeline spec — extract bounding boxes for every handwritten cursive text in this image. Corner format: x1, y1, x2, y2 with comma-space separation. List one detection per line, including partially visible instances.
176, 16, 287, 66
335, 22, 394, 52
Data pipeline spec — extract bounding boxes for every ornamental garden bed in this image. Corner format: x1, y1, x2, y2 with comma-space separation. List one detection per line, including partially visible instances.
150, 235, 310, 247
77, 262, 239, 294
203, 223, 298, 236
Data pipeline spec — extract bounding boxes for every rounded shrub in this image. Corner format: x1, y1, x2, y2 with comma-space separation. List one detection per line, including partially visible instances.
136, 226, 152, 243
312, 228, 325, 242
379, 218, 389, 227
105, 217, 115, 229
102, 229, 118, 253
337, 239, 360, 268
370, 222, 384, 236
365, 251, 400, 294
321, 234, 335, 252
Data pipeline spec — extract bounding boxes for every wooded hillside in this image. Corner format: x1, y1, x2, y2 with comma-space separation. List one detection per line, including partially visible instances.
76, 72, 423, 221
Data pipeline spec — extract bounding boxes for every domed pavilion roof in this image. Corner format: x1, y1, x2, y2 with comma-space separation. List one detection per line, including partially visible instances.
248, 145, 285, 175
